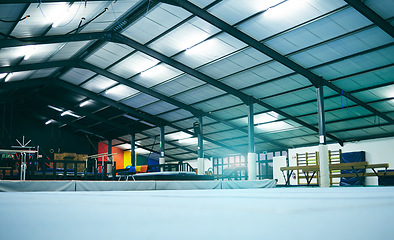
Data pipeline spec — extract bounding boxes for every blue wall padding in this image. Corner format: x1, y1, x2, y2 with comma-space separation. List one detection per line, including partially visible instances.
340, 151, 365, 186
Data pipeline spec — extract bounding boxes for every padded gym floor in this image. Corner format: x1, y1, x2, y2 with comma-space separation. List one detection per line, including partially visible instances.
1, 183, 394, 240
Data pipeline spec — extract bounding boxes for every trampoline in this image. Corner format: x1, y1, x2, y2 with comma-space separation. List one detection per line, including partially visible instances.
1, 186, 394, 240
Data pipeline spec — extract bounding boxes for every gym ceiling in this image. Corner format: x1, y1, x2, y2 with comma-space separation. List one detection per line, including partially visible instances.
0, 0, 393, 162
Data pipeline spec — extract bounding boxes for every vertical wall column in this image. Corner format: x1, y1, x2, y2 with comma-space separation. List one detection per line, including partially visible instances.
247, 100, 257, 181
130, 132, 135, 167
317, 85, 330, 187
107, 139, 112, 176
159, 125, 165, 171
197, 114, 204, 175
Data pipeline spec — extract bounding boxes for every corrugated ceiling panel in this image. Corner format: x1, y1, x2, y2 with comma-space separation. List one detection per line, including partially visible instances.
355, 85, 394, 101
313, 45, 394, 79
50, 41, 91, 61
174, 85, 227, 105
30, 67, 59, 79
132, 63, 183, 88
123, 3, 192, 44
214, 107, 247, 121
81, 75, 117, 93
1, 44, 60, 67
290, 27, 393, 68
365, 0, 394, 19
60, 68, 96, 85
173, 32, 247, 69
208, 129, 244, 140
85, 42, 134, 69
0, 4, 27, 39
369, 101, 394, 113
153, 75, 205, 96
109, 52, 159, 79
237, 0, 345, 41
195, 58, 244, 79
193, 95, 242, 113
334, 66, 394, 91
209, 0, 283, 25
221, 71, 265, 89
121, 93, 159, 109
104, 84, 139, 101
149, 17, 220, 57
80, 0, 139, 33
11, 2, 108, 37
226, 47, 272, 68
4, 70, 35, 82
139, 101, 178, 115
157, 108, 194, 122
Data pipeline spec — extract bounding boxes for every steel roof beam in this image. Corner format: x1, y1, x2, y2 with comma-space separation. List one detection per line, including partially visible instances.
167, 0, 393, 129
0, 31, 343, 144
55, 79, 242, 154
37, 97, 183, 160
110, 32, 346, 144
79, 62, 288, 149
344, 0, 394, 38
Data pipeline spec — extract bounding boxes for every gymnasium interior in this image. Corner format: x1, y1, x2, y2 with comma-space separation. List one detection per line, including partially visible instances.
0, 0, 393, 239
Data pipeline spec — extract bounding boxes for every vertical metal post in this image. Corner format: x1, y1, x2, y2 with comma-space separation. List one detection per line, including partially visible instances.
159, 125, 165, 171
130, 132, 135, 167
108, 139, 112, 178
317, 86, 326, 145
248, 100, 255, 153
247, 99, 257, 180
317, 85, 329, 187
197, 114, 204, 175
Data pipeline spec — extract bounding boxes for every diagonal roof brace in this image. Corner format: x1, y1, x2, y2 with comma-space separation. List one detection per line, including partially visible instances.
111, 32, 345, 145
54, 79, 243, 154
343, 0, 394, 38
166, 0, 393, 127
0, 31, 344, 145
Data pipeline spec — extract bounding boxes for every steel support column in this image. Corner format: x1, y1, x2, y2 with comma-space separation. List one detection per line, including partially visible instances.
130, 132, 136, 167
197, 114, 204, 175
159, 125, 165, 170
247, 99, 257, 181
317, 85, 329, 187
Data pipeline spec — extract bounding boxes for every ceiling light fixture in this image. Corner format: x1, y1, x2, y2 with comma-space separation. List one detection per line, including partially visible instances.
79, 100, 90, 107
4, 73, 13, 82
61, 110, 81, 118
48, 105, 63, 112
45, 119, 54, 125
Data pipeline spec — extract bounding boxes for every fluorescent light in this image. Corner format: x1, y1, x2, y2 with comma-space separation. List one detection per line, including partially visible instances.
22, 45, 36, 61
140, 120, 155, 127
61, 110, 81, 118
4, 73, 13, 82
140, 64, 163, 78
79, 100, 90, 107
165, 131, 193, 141
135, 148, 151, 154
45, 119, 54, 125
48, 105, 63, 112
254, 111, 279, 124
179, 137, 198, 145
123, 114, 139, 121
185, 38, 217, 55
257, 121, 294, 132
264, 0, 302, 18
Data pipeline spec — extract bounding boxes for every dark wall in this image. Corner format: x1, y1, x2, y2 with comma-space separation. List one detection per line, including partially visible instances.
1, 109, 98, 160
